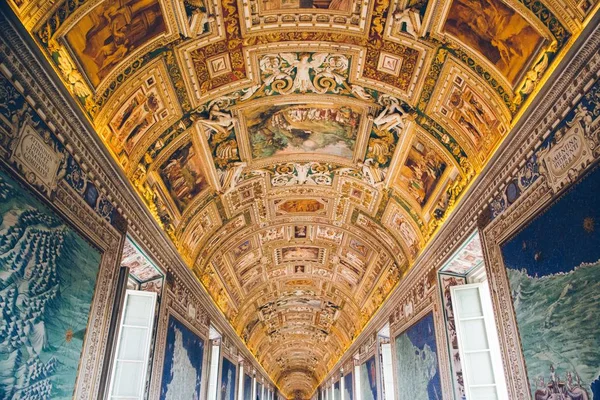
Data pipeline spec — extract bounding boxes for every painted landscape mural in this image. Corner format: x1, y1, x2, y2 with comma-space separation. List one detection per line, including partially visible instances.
501, 167, 600, 399
359, 356, 377, 400
395, 312, 442, 400
344, 372, 353, 400
0, 168, 102, 399
160, 315, 205, 400
247, 104, 359, 160
221, 357, 237, 400
257, 382, 263, 400
244, 373, 253, 400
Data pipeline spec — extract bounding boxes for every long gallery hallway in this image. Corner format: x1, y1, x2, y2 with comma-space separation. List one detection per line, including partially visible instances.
0, 0, 599, 399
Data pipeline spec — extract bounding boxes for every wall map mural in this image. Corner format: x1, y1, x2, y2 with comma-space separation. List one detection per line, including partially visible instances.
0, 168, 102, 399
221, 357, 237, 400
359, 356, 378, 400
501, 167, 600, 399
158, 141, 209, 213
344, 372, 354, 400
394, 312, 442, 400
160, 315, 205, 400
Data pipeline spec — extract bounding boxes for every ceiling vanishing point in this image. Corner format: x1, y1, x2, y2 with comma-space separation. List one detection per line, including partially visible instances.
6, 0, 599, 396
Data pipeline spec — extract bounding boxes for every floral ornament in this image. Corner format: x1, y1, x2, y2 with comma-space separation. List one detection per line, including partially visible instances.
47, 41, 95, 114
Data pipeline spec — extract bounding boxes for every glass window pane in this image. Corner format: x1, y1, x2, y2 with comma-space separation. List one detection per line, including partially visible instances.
466, 352, 495, 386
460, 319, 490, 351
112, 361, 143, 397
123, 295, 153, 327
117, 326, 148, 361
469, 386, 498, 400
456, 288, 483, 318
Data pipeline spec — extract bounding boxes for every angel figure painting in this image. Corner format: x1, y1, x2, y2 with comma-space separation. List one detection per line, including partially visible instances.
65, 0, 166, 87
246, 103, 360, 160
158, 142, 209, 213
261, 0, 352, 12
396, 140, 447, 207
443, 0, 544, 85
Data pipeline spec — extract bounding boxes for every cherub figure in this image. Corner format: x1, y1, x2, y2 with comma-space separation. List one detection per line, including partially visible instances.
393, 7, 422, 39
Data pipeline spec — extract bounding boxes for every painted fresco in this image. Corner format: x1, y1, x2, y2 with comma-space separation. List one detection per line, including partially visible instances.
261, 0, 352, 11
277, 199, 325, 214
334, 380, 341, 400
359, 356, 378, 400
395, 312, 442, 400
281, 246, 320, 261
158, 142, 209, 213
440, 231, 484, 275
247, 104, 359, 160
160, 315, 205, 400
108, 85, 166, 154
232, 239, 252, 259
244, 374, 253, 400
64, 0, 166, 87
0, 168, 102, 399
344, 372, 354, 400
396, 140, 447, 207
120, 237, 163, 282
501, 166, 600, 399
443, 0, 544, 85
220, 357, 237, 400
257, 382, 263, 400
442, 80, 501, 150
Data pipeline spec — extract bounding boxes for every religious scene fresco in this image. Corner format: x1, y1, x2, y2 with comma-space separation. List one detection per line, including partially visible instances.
501, 167, 600, 399
395, 312, 442, 400
158, 141, 209, 213
246, 104, 359, 160
396, 139, 447, 207
108, 85, 166, 154
64, 0, 167, 87
160, 316, 205, 400
0, 168, 101, 399
442, 80, 502, 151
443, 0, 545, 85
260, 0, 352, 12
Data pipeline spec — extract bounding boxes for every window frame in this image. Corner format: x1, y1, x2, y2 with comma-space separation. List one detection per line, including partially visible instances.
450, 281, 508, 400
107, 289, 157, 399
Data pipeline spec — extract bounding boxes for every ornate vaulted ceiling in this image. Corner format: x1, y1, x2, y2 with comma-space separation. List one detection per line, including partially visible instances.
7, 0, 598, 396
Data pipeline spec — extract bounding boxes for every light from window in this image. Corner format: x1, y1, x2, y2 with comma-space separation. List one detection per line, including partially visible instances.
451, 282, 508, 400
108, 290, 157, 399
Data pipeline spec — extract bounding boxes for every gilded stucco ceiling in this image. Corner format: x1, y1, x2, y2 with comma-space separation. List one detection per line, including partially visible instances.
7, 0, 598, 396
